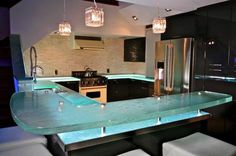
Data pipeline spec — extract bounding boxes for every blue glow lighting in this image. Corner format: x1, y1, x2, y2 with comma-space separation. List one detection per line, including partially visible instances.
234, 57, 236, 64
14, 77, 19, 92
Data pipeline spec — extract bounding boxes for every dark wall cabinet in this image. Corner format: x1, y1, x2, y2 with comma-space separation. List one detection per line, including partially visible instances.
164, 1, 236, 144
107, 79, 154, 102
56, 81, 79, 92
163, 1, 236, 78
161, 12, 196, 40
230, 0, 236, 77
205, 3, 231, 76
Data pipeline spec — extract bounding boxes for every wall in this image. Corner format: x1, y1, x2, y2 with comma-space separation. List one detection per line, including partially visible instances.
145, 28, 160, 78
23, 35, 146, 76
10, 0, 145, 50
0, 7, 10, 40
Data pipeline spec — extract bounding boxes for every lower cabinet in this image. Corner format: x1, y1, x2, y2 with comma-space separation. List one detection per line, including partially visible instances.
107, 79, 130, 102
107, 79, 154, 102
56, 81, 79, 92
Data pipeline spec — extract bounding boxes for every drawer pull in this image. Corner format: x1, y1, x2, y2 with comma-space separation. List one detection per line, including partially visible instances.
209, 64, 222, 67
209, 69, 222, 72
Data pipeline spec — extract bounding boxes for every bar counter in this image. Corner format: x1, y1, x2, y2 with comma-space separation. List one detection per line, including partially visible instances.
10, 78, 232, 135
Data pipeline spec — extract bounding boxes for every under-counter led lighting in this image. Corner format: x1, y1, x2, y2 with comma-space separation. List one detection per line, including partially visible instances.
132, 16, 138, 21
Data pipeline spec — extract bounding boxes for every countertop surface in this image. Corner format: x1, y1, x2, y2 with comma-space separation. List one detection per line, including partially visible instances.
10, 85, 232, 135
58, 111, 209, 145
103, 74, 154, 82
24, 74, 154, 82
195, 75, 236, 82
36, 77, 80, 82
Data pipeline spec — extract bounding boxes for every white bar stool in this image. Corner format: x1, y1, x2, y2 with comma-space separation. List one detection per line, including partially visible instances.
0, 144, 52, 156
0, 126, 52, 156
117, 149, 150, 156
0, 126, 47, 151
163, 132, 236, 156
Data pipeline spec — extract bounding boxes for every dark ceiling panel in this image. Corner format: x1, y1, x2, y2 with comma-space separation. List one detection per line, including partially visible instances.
84, 0, 119, 6
0, 0, 21, 8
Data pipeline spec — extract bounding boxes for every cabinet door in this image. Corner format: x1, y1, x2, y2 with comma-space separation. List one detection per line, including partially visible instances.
229, 1, 236, 77
195, 7, 208, 38
129, 80, 153, 99
107, 79, 130, 102
205, 2, 231, 76
56, 81, 79, 92
161, 12, 196, 40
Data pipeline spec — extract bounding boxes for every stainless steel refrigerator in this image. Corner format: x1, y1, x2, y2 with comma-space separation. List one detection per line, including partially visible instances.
154, 38, 194, 95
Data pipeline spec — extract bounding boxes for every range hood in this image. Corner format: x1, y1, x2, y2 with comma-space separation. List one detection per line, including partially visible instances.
72, 36, 104, 50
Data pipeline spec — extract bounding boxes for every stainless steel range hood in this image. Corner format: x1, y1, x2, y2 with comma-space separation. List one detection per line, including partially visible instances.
72, 36, 104, 50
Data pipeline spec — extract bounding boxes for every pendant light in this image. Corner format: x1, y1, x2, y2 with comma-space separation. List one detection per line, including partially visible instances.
152, 0, 166, 34
59, 0, 71, 36
85, 0, 104, 27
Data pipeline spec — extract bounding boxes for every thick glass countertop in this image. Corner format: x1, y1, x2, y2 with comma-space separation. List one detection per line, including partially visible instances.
10, 91, 232, 135
103, 74, 154, 82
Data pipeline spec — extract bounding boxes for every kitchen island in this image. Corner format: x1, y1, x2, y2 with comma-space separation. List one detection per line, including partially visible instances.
10, 76, 232, 156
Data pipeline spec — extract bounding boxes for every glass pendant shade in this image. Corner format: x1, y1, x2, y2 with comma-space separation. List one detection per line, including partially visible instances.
59, 21, 71, 36
85, 7, 104, 27
152, 17, 166, 33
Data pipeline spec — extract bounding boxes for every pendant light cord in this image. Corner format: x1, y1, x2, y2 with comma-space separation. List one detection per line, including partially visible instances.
63, 0, 66, 21
94, 0, 97, 8
157, 0, 160, 18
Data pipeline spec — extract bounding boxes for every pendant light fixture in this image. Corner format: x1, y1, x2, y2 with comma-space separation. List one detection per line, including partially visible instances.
85, 0, 104, 27
59, 0, 71, 36
152, 0, 166, 34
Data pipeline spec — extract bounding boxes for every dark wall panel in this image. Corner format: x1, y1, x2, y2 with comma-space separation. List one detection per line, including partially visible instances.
124, 38, 145, 62
0, 7, 10, 40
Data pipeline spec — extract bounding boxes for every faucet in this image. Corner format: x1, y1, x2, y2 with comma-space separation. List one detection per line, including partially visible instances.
30, 46, 43, 83
84, 65, 92, 77
32, 65, 44, 82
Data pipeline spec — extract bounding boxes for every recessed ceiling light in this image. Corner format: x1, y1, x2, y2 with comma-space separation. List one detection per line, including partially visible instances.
165, 9, 172, 12
132, 16, 138, 21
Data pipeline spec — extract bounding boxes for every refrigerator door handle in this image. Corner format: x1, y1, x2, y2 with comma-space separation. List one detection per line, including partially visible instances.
164, 44, 175, 93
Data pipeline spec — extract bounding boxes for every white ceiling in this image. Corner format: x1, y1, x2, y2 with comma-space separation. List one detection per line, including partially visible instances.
117, 0, 228, 11
117, 0, 229, 25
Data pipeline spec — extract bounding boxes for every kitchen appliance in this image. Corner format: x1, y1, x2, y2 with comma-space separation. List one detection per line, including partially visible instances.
155, 38, 193, 95
72, 71, 107, 103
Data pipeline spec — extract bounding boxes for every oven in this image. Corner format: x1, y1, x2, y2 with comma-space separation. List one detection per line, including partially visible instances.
79, 85, 107, 103
72, 70, 107, 103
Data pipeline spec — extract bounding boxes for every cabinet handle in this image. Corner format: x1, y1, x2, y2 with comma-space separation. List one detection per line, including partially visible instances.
209, 64, 222, 67
141, 87, 147, 90
208, 68, 222, 72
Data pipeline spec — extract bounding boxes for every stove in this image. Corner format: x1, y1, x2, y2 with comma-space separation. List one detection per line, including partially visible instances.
72, 71, 107, 87
72, 71, 107, 103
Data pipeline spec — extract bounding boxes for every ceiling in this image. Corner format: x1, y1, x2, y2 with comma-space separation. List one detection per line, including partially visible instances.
0, 0, 21, 8
117, 0, 228, 12
116, 0, 229, 25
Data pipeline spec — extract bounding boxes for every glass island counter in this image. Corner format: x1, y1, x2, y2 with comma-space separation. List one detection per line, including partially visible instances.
10, 78, 232, 156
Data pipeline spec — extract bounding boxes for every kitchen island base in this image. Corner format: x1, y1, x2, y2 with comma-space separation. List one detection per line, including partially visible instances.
47, 113, 209, 156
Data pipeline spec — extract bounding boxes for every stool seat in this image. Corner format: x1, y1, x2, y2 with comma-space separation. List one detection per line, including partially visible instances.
117, 149, 150, 156
0, 126, 47, 151
163, 132, 236, 156
0, 144, 52, 156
